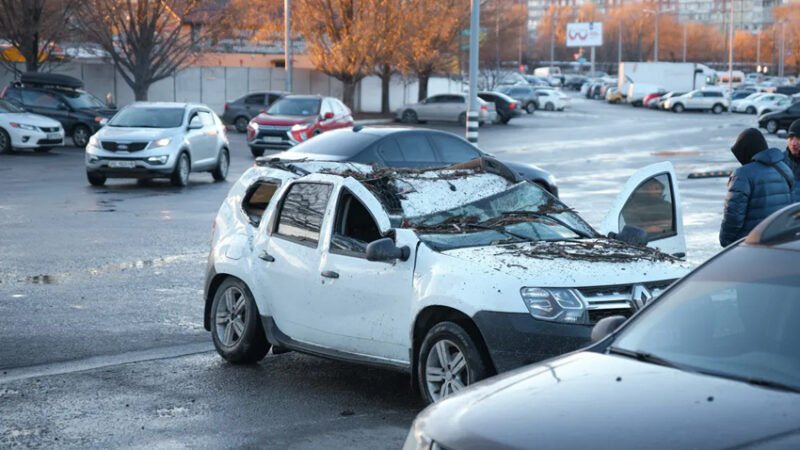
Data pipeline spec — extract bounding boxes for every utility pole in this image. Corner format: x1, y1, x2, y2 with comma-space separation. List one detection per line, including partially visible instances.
779, 21, 785, 77
727, 0, 733, 110
550, 11, 557, 71
467, 0, 480, 144
618, 21, 622, 67
285, 0, 292, 93
756, 30, 761, 71
654, 7, 659, 62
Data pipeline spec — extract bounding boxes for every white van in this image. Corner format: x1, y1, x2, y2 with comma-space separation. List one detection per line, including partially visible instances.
534, 67, 562, 78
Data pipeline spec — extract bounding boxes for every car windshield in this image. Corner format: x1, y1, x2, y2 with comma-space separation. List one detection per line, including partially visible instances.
62, 91, 106, 110
612, 245, 800, 392
108, 107, 185, 128
0, 99, 24, 113
266, 98, 320, 116
404, 182, 597, 251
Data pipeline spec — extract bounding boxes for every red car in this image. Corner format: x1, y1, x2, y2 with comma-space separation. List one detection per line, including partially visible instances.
642, 92, 664, 108
247, 94, 353, 157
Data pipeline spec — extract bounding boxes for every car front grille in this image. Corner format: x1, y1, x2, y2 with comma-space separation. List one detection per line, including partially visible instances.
36, 138, 62, 145
578, 279, 677, 324
101, 141, 149, 152
39, 126, 59, 132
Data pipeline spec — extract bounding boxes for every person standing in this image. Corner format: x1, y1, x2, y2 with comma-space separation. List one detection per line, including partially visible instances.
783, 119, 800, 200
719, 128, 794, 247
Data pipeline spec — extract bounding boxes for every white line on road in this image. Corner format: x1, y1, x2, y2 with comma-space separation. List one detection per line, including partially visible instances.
0, 342, 213, 384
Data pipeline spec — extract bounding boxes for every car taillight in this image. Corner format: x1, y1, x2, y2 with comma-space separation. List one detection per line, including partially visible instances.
481, 105, 487, 111
224, 102, 228, 111
509, 103, 516, 109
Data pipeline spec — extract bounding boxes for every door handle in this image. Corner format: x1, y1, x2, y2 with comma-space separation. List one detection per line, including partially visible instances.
259, 250, 275, 262
321, 270, 339, 279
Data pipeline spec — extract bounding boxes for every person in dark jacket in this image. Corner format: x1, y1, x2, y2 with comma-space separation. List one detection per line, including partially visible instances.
783, 119, 800, 199
719, 128, 794, 247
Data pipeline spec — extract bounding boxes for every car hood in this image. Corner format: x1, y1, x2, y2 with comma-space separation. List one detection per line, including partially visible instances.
75, 108, 116, 118
97, 126, 179, 141
252, 114, 314, 126
1, 113, 61, 128
417, 352, 800, 450
441, 239, 689, 286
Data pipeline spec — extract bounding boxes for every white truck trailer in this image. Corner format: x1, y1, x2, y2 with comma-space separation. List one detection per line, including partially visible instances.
618, 62, 717, 105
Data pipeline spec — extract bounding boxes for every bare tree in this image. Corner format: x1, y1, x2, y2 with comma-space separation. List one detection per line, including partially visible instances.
0, 0, 76, 73
75, 0, 226, 101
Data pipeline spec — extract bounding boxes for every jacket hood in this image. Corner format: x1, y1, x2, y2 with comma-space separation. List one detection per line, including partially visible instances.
415, 352, 800, 450
441, 239, 689, 286
752, 147, 788, 166
731, 128, 768, 165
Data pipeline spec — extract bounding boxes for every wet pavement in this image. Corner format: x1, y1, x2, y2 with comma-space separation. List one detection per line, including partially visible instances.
0, 94, 777, 447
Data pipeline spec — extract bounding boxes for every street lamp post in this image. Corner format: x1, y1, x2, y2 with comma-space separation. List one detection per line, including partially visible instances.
285, 0, 292, 93
550, 11, 557, 71
467, 0, 480, 144
727, 0, 734, 110
682, 22, 687, 62
654, 7, 659, 62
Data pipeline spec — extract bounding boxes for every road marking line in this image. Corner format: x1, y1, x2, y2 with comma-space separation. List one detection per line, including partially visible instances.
0, 342, 213, 384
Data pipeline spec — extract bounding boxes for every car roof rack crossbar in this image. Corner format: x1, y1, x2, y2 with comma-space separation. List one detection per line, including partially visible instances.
745, 203, 800, 245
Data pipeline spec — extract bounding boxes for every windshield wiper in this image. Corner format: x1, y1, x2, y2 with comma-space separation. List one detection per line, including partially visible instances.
494, 211, 593, 239
608, 347, 688, 371
688, 368, 800, 394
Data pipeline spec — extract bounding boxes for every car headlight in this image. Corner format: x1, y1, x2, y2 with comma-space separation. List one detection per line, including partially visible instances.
291, 123, 311, 132
521, 287, 586, 324
10, 122, 37, 131
88, 135, 100, 148
148, 137, 172, 149
402, 423, 435, 450
94, 116, 108, 125
146, 155, 169, 165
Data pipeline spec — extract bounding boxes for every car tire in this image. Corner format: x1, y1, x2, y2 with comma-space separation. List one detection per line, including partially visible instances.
672, 104, 685, 113
212, 148, 229, 182
234, 116, 249, 133
457, 112, 467, 125
210, 278, 270, 364
712, 104, 724, 114
72, 124, 91, 147
745, 106, 755, 114
250, 146, 264, 158
544, 102, 554, 111
766, 120, 779, 134
86, 171, 106, 187
402, 109, 418, 124
34, 147, 53, 153
170, 152, 190, 187
525, 102, 535, 114
0, 128, 11, 153
418, 321, 488, 404
500, 115, 511, 124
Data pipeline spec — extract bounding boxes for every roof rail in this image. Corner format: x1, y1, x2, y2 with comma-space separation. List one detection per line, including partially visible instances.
745, 202, 800, 245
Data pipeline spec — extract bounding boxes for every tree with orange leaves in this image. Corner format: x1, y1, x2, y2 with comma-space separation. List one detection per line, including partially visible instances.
773, 3, 800, 70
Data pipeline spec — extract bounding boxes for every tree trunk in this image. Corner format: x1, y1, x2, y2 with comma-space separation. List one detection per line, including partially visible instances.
417, 71, 431, 102
133, 83, 149, 101
22, 38, 39, 72
380, 64, 391, 114
342, 80, 357, 111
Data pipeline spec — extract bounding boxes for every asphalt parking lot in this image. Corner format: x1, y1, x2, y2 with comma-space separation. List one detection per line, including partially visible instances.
0, 92, 780, 448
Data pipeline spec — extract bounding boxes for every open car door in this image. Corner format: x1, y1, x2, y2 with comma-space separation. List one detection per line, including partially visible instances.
598, 161, 686, 257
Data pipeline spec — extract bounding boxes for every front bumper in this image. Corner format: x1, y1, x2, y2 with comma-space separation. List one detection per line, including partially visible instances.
473, 311, 592, 373
248, 125, 295, 150
85, 148, 177, 178
10, 128, 65, 149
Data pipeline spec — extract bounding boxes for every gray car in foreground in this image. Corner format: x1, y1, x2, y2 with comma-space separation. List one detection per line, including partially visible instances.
404, 203, 800, 450
85, 102, 230, 187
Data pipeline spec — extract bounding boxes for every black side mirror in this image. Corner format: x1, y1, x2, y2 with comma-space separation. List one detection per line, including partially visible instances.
591, 315, 627, 343
609, 225, 648, 247
366, 237, 410, 262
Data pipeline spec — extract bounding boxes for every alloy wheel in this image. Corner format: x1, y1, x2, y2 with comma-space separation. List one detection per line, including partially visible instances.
214, 286, 248, 347
0, 130, 9, 153
425, 339, 469, 402
767, 120, 778, 134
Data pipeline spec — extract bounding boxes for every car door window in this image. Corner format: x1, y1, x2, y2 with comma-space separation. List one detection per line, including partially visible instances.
619, 173, 675, 241
275, 182, 333, 245
376, 138, 403, 164
430, 134, 481, 164
267, 93, 282, 105
3, 89, 22, 104
188, 114, 203, 129
424, 96, 442, 104
245, 94, 266, 105
330, 190, 382, 257
242, 180, 281, 226
396, 134, 438, 166
21, 90, 63, 109
198, 111, 215, 127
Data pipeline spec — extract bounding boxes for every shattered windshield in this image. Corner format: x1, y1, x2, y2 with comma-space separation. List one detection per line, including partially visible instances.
403, 182, 597, 250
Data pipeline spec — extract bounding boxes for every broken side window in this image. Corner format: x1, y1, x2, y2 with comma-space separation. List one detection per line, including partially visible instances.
619, 173, 676, 241
242, 181, 280, 227
275, 182, 333, 245
330, 190, 382, 257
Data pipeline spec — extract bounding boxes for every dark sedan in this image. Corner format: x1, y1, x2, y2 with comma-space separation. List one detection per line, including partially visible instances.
258, 127, 558, 196
404, 203, 800, 450
478, 91, 522, 124
759, 101, 800, 134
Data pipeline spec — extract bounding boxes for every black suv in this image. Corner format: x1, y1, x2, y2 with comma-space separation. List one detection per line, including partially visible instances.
1, 72, 115, 147
222, 91, 287, 133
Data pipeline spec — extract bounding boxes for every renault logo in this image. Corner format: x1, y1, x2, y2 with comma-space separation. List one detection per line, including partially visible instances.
631, 285, 652, 310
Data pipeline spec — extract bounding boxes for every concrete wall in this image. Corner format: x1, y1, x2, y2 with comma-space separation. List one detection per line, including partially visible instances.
0, 62, 465, 115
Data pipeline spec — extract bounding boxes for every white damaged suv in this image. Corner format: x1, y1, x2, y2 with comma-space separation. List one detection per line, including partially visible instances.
203, 157, 690, 403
